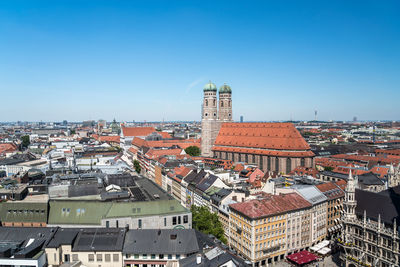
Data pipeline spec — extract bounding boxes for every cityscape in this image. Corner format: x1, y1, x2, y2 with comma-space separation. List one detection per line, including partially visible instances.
1, 1, 400, 267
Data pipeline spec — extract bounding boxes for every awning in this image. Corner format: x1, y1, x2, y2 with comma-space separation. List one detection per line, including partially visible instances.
286, 250, 318, 265
319, 240, 329, 248
317, 247, 331, 255
310, 246, 320, 252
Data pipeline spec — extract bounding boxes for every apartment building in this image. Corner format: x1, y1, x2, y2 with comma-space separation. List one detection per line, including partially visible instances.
228, 192, 312, 266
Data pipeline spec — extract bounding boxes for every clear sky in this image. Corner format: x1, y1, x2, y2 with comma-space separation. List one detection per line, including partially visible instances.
0, 0, 399, 122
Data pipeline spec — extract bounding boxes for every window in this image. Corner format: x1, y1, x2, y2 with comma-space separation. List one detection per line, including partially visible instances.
72, 254, 78, 261
88, 254, 94, 262
105, 254, 111, 262
173, 216, 177, 225
168, 254, 172, 259
143, 254, 147, 259
138, 219, 142, 229
176, 254, 181, 259
151, 254, 156, 259
164, 217, 167, 226
134, 254, 139, 259
97, 254, 102, 262
106, 221, 109, 228
178, 216, 181, 224
113, 254, 119, 262
159, 254, 164, 259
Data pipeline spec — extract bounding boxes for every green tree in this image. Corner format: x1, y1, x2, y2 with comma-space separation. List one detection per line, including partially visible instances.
324, 166, 334, 172
133, 160, 141, 174
21, 135, 30, 148
191, 205, 227, 244
184, 146, 201, 156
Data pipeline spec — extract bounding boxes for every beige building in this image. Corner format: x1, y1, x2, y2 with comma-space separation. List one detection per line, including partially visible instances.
45, 228, 125, 267
228, 193, 312, 266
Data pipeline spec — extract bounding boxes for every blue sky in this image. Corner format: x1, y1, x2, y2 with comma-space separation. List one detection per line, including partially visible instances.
0, 0, 399, 122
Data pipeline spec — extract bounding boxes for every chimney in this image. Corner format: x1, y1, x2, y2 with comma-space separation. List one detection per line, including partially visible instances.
196, 254, 202, 264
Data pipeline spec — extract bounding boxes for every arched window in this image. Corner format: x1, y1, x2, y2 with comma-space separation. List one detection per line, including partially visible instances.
275, 157, 279, 172
205, 100, 208, 106
205, 113, 208, 117
221, 101, 224, 107
229, 100, 231, 107
213, 99, 216, 106
300, 158, 305, 167
286, 158, 291, 174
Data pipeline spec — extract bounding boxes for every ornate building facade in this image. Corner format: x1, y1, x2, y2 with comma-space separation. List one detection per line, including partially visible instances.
200, 81, 232, 157
340, 170, 400, 267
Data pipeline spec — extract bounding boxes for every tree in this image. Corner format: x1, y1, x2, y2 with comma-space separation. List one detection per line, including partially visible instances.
184, 146, 201, 157
191, 205, 227, 244
324, 166, 334, 172
133, 160, 141, 174
21, 135, 30, 148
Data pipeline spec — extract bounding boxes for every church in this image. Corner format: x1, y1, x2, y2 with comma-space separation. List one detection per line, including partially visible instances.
200, 81, 314, 174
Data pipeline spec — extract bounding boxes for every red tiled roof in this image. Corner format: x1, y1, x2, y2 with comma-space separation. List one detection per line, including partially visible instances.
332, 154, 400, 165
145, 140, 200, 150
128, 147, 138, 154
229, 192, 311, 219
370, 166, 389, 178
0, 143, 17, 154
167, 166, 192, 181
98, 135, 120, 143
315, 182, 344, 195
122, 127, 156, 137
234, 164, 245, 172
159, 132, 172, 139
213, 123, 311, 151
334, 180, 347, 190
131, 137, 148, 147
145, 148, 184, 159
213, 146, 315, 157
289, 166, 319, 177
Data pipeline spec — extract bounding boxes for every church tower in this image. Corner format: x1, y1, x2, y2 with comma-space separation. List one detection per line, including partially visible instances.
201, 81, 219, 157
342, 170, 358, 244
344, 170, 357, 220
218, 84, 233, 122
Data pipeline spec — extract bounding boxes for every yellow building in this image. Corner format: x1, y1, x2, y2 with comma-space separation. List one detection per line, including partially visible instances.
229, 193, 312, 266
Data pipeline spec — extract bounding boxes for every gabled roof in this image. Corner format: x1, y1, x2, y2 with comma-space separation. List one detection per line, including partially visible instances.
131, 137, 149, 147
197, 174, 218, 192
213, 123, 311, 151
230, 192, 311, 219
122, 127, 156, 137
97, 135, 120, 143
315, 182, 345, 200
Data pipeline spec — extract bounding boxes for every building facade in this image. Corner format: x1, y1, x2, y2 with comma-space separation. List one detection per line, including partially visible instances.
228, 193, 312, 266
201, 82, 233, 157
340, 171, 400, 267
